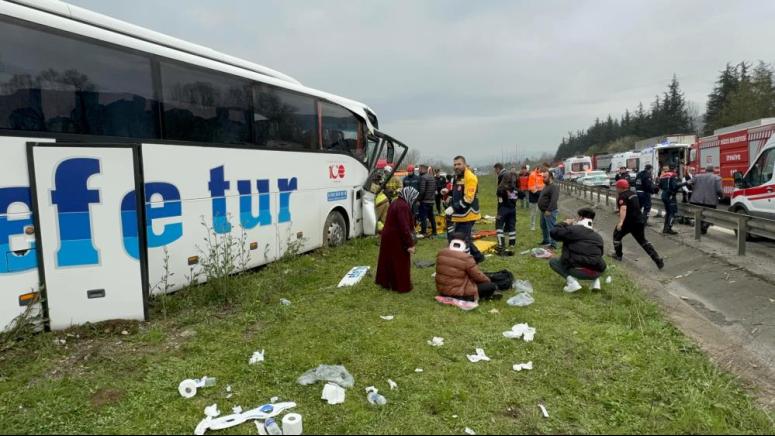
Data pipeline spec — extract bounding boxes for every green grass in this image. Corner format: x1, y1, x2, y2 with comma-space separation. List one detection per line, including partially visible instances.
0, 175, 772, 434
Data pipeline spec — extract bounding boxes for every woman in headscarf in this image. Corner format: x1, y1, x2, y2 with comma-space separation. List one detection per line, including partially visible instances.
375, 187, 419, 293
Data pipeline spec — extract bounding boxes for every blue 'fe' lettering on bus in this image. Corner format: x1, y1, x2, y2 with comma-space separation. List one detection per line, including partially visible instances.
208, 165, 231, 234
51, 158, 100, 267
120, 182, 183, 259
238, 179, 271, 229
0, 187, 36, 273
278, 178, 297, 223
145, 183, 183, 247
120, 190, 140, 259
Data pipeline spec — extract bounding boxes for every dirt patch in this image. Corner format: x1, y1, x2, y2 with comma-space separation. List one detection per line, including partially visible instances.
90, 388, 125, 408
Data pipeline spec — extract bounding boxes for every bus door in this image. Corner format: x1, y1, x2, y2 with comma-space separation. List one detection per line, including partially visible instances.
361, 132, 408, 236
28, 143, 148, 330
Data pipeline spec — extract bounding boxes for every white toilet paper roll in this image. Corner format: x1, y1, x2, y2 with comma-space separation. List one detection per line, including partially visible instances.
282, 413, 303, 435
178, 379, 198, 399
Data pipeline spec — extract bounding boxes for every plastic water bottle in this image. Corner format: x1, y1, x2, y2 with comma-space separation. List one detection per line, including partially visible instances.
265, 418, 283, 436
367, 391, 387, 406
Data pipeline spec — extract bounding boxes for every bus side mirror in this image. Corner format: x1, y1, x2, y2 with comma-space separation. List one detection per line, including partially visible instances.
733, 171, 745, 188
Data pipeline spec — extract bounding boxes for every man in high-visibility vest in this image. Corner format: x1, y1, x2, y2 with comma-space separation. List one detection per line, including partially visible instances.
446, 155, 484, 263
527, 166, 546, 231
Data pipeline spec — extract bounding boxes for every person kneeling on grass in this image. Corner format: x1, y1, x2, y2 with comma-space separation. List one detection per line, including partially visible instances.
435, 233, 498, 302
548, 208, 607, 293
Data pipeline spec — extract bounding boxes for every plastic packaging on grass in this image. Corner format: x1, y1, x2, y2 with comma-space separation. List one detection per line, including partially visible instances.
507, 292, 534, 307
513, 279, 534, 293
297, 365, 355, 389
365, 386, 387, 406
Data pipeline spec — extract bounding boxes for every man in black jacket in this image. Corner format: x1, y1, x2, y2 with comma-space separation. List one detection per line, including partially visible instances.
537, 171, 560, 249
418, 164, 438, 238
549, 208, 607, 293
634, 164, 656, 225
494, 163, 517, 255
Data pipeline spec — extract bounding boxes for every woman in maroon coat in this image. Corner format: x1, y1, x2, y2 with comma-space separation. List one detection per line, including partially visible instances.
376, 187, 419, 293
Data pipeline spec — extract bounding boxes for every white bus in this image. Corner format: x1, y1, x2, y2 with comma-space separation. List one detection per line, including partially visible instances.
0, 0, 407, 331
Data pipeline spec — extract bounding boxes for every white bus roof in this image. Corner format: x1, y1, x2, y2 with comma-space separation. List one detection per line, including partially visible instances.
5, 0, 378, 130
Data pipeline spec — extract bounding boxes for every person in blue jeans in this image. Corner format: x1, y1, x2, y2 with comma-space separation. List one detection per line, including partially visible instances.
537, 171, 560, 249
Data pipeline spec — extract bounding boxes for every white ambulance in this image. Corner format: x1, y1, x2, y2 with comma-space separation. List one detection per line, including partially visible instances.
732, 136, 775, 220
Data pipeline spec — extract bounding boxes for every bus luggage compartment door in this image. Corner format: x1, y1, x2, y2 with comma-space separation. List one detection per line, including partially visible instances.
28, 143, 148, 330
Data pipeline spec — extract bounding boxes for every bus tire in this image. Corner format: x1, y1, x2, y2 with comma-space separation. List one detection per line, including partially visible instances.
324, 211, 347, 247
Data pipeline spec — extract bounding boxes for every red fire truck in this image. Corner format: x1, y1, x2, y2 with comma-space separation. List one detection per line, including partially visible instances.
692, 118, 775, 198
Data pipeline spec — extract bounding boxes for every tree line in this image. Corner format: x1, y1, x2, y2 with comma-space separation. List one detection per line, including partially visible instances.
554, 61, 775, 161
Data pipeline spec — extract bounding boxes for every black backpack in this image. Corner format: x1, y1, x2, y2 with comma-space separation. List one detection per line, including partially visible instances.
484, 270, 514, 291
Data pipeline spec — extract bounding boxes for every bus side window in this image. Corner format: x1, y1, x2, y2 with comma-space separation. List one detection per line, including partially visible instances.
0, 18, 158, 138
160, 61, 251, 144
253, 85, 317, 150
321, 102, 362, 157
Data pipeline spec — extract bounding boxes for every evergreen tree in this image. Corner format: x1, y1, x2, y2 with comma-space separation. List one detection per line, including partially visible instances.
704, 63, 740, 135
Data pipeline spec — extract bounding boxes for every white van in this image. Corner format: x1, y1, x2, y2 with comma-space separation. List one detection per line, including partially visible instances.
731, 136, 775, 220
564, 156, 593, 180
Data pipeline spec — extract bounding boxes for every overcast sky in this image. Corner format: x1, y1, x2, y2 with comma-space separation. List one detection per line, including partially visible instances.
69, 0, 775, 164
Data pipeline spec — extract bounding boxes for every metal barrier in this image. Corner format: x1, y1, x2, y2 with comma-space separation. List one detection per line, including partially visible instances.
558, 181, 775, 256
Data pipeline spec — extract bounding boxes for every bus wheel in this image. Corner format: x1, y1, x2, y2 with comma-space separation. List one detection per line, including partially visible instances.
324, 211, 347, 247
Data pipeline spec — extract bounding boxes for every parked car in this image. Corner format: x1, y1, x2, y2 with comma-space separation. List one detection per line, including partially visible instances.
577, 171, 611, 187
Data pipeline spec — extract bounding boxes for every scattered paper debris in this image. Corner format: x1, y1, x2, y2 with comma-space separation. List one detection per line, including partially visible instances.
270, 396, 279, 403
539, 404, 549, 418
452, 414, 459, 418
204, 404, 220, 418
53, 338, 66, 346
321, 382, 346, 405
280, 298, 291, 306
249, 350, 265, 365
605, 276, 613, 284
380, 315, 395, 321
232, 406, 242, 414
415, 368, 424, 373
388, 379, 398, 390
512, 361, 533, 372
489, 308, 500, 314
503, 323, 536, 342
432, 272, 437, 278
121, 330, 129, 336
465, 428, 476, 435
466, 348, 491, 363
427, 337, 445, 347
